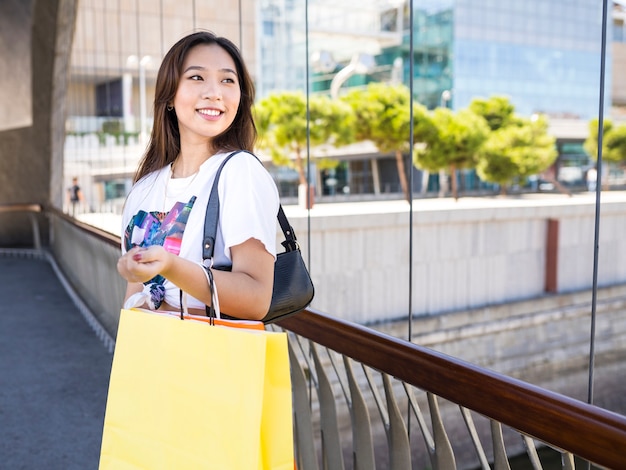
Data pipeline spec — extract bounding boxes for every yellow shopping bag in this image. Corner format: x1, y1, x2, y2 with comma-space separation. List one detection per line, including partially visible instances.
99, 309, 294, 470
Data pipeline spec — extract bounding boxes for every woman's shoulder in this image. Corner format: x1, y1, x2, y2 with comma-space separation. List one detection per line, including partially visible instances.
219, 149, 260, 166
216, 151, 278, 200
217, 150, 268, 175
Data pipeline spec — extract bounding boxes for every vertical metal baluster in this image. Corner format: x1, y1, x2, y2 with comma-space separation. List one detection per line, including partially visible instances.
521, 435, 543, 470
343, 356, 376, 470
312, 344, 345, 470
458, 407, 490, 469
288, 338, 319, 470
382, 374, 412, 469
560, 451, 575, 470
491, 421, 512, 470
404, 385, 438, 468
425, 392, 457, 470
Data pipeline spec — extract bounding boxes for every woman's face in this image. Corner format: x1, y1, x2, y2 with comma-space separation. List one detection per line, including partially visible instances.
173, 43, 241, 149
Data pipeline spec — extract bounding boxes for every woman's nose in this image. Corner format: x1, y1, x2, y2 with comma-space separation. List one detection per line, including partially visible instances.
201, 80, 222, 101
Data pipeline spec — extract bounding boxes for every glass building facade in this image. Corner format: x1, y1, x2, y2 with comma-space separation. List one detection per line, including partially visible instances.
282, 0, 609, 119
452, 0, 609, 119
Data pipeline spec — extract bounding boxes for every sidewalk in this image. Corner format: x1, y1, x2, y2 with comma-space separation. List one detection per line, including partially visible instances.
0, 254, 112, 470
78, 191, 626, 236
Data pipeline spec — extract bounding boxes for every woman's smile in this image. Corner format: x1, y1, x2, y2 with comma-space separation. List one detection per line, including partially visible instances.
197, 107, 223, 119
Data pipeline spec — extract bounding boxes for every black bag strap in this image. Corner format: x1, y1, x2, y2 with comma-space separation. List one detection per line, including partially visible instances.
202, 150, 298, 262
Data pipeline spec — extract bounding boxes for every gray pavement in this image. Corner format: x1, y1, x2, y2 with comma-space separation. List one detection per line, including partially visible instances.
77, 190, 626, 236
0, 255, 112, 470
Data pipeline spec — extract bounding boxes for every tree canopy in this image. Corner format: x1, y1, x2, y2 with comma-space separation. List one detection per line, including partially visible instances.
415, 107, 490, 199
341, 83, 434, 201
255, 91, 354, 185
476, 114, 557, 193
256, 90, 563, 199
584, 118, 626, 165
468, 95, 516, 131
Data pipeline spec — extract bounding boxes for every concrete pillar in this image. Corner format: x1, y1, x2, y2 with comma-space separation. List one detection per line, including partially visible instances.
545, 218, 559, 293
0, 0, 78, 247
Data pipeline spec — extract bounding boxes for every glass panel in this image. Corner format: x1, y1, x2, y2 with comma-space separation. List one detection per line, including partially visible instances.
62, 0, 619, 349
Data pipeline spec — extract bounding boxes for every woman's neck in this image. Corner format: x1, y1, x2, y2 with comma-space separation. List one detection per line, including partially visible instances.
172, 144, 215, 178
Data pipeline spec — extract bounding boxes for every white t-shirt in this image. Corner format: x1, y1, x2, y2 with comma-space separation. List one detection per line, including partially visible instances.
121, 151, 279, 310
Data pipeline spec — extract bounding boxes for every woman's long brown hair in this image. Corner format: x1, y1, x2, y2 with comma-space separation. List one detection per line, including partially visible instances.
133, 31, 257, 183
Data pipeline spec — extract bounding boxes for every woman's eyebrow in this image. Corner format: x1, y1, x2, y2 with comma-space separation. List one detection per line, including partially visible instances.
182, 65, 237, 75
183, 65, 205, 73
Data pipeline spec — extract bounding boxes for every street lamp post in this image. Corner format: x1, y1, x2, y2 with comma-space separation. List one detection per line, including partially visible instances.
440, 89, 451, 108
328, 53, 377, 198
122, 72, 134, 133
126, 55, 152, 145
438, 90, 452, 196
329, 53, 376, 99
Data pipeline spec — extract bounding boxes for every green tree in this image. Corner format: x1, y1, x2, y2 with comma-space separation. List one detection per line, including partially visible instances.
255, 91, 354, 185
605, 125, 626, 165
476, 114, 558, 194
469, 95, 516, 131
342, 83, 435, 202
585, 118, 626, 165
414, 108, 490, 199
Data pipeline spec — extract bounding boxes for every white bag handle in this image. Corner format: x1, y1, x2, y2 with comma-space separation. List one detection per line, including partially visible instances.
177, 262, 221, 320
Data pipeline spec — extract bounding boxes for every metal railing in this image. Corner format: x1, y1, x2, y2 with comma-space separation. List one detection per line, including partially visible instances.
278, 309, 626, 469
8, 205, 624, 470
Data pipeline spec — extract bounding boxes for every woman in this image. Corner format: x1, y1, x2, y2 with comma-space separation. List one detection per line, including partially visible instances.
117, 31, 279, 320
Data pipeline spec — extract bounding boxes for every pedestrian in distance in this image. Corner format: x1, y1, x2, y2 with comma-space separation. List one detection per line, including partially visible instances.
66, 176, 84, 216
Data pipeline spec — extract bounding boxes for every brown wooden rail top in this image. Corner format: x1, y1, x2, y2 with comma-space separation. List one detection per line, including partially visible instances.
278, 309, 626, 469
0, 203, 42, 213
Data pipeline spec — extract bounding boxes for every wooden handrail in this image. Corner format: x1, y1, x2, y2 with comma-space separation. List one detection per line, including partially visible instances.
0, 203, 43, 213
278, 308, 626, 469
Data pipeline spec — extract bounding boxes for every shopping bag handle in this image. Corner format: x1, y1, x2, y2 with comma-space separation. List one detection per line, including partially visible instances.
178, 263, 221, 323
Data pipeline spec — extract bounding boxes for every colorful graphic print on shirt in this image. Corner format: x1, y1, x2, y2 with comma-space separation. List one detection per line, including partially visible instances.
123, 196, 196, 308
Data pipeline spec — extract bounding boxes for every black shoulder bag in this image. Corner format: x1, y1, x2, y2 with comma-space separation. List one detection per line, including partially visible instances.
202, 151, 314, 324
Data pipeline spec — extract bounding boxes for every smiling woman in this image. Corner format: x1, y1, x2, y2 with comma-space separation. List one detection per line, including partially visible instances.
117, 31, 279, 321
105, 30, 291, 468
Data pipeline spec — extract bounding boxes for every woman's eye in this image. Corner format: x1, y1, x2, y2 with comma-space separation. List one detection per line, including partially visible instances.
190, 75, 203, 81
222, 78, 235, 84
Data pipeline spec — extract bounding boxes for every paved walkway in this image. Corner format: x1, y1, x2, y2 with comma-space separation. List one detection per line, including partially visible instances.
77, 191, 626, 235
0, 254, 112, 470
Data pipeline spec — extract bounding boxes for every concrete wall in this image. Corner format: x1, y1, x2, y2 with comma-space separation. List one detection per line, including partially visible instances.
0, 1, 33, 132
285, 192, 626, 324
0, 0, 78, 246
380, 283, 626, 391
